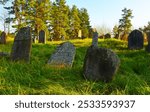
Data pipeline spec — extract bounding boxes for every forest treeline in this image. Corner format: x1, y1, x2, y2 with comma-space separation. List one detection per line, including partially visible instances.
1, 0, 91, 40
1, 0, 150, 41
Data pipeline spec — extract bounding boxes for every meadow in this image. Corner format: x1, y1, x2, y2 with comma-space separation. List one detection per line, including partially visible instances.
0, 38, 150, 95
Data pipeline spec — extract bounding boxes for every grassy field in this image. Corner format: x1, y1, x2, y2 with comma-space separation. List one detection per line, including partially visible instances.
0, 38, 150, 95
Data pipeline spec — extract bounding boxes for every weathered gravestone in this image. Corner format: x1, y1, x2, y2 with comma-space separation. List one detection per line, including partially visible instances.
104, 33, 111, 39
146, 32, 150, 52
83, 46, 120, 82
48, 42, 76, 68
128, 30, 144, 50
0, 52, 9, 57
0, 32, 6, 44
39, 30, 46, 43
92, 29, 98, 47
11, 27, 32, 62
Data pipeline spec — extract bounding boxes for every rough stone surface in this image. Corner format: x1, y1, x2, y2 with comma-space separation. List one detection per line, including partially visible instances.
48, 41, 76, 68
104, 33, 111, 39
39, 30, 46, 43
11, 27, 32, 62
92, 32, 98, 47
0, 52, 9, 57
83, 46, 120, 82
0, 32, 6, 44
128, 30, 144, 50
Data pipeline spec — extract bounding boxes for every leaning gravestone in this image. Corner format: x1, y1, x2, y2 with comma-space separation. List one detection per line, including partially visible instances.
128, 30, 144, 50
92, 30, 98, 47
48, 42, 76, 68
39, 30, 46, 43
11, 27, 32, 62
83, 46, 120, 82
0, 32, 6, 44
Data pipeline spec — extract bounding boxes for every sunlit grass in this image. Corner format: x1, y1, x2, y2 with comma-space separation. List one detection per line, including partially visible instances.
0, 38, 150, 95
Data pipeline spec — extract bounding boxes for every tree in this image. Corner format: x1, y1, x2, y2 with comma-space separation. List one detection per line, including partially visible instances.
79, 8, 91, 38
26, 0, 52, 38
51, 0, 69, 40
118, 8, 133, 39
4, 0, 52, 37
69, 5, 81, 39
0, 0, 9, 5
113, 25, 119, 39
141, 22, 150, 33
0, 10, 7, 32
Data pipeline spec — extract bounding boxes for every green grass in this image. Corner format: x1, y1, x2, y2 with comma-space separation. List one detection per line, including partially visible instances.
0, 38, 150, 95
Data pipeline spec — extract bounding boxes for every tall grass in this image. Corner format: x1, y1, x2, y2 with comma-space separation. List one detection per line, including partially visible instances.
0, 38, 150, 95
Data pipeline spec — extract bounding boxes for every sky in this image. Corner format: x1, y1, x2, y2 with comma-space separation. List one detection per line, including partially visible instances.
65, 0, 150, 29
0, 0, 150, 31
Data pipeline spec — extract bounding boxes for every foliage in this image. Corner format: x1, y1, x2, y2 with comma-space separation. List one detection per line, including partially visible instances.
3, 0, 91, 40
79, 8, 91, 38
0, 0, 9, 5
51, 0, 69, 40
113, 25, 119, 38
118, 8, 133, 37
140, 22, 150, 33
0, 38, 150, 95
69, 5, 81, 39
95, 24, 111, 35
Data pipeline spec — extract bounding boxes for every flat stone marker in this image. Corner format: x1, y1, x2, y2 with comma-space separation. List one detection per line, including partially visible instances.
0, 32, 6, 44
11, 27, 32, 62
39, 30, 46, 43
83, 46, 120, 82
48, 42, 76, 68
128, 30, 144, 50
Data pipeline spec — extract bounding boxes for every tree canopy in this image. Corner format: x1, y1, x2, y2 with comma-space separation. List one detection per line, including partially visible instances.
2, 0, 91, 40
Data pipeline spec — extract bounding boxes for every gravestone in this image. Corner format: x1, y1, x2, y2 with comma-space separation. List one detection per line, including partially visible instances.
0, 32, 6, 44
128, 30, 144, 50
39, 30, 46, 43
146, 32, 150, 52
92, 29, 98, 47
99, 34, 104, 39
78, 30, 82, 38
0, 52, 9, 57
48, 42, 76, 68
83, 46, 120, 82
11, 27, 32, 62
104, 33, 111, 39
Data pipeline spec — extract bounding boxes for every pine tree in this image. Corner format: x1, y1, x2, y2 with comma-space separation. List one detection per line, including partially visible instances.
26, 0, 52, 38
142, 22, 150, 33
51, 0, 69, 40
119, 8, 133, 35
69, 5, 81, 39
79, 8, 90, 38
113, 25, 119, 39
0, 0, 9, 5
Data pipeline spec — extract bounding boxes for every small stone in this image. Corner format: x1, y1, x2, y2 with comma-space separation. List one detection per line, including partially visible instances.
0, 52, 9, 57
